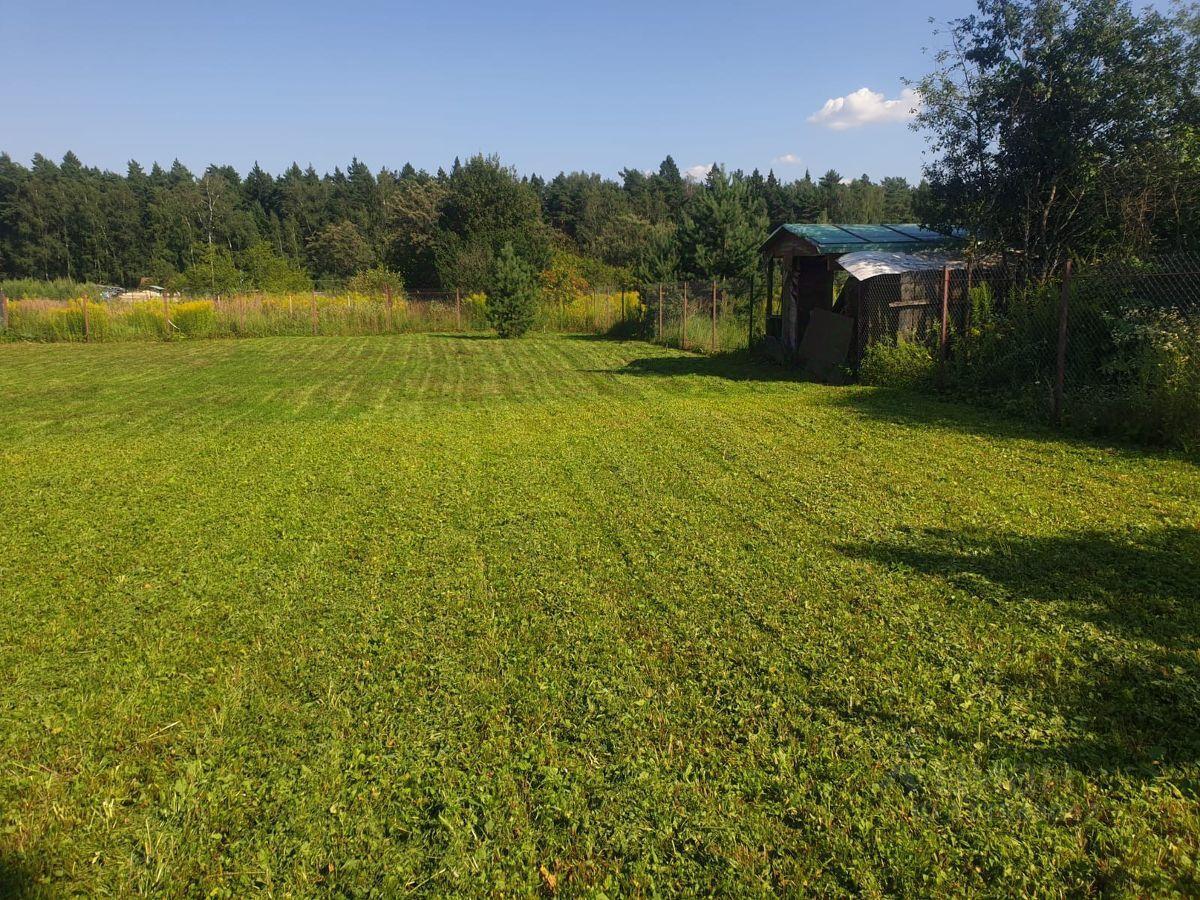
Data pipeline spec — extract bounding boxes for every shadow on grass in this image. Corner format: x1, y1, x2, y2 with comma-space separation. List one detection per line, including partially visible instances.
840, 525, 1200, 777
584, 349, 807, 383
830, 385, 1200, 465
0, 853, 34, 898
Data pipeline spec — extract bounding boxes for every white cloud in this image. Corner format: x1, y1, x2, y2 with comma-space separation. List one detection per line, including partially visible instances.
773, 153, 803, 166
683, 164, 713, 182
807, 87, 920, 131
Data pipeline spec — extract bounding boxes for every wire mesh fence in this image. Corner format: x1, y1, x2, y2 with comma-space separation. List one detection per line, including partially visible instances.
853, 253, 1200, 446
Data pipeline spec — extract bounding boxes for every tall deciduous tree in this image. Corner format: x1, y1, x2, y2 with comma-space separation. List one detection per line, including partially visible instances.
914, 0, 1200, 277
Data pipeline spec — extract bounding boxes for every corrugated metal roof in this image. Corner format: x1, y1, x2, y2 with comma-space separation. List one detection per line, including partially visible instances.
838, 250, 965, 279
762, 223, 964, 255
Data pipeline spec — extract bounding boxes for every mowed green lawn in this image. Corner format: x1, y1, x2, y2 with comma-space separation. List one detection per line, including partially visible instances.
1, 334, 1198, 896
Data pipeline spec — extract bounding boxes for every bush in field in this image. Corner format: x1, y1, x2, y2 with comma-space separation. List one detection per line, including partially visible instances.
860, 338, 937, 389
172, 301, 216, 336
49, 300, 110, 340
347, 266, 405, 297
1103, 307, 1200, 450
486, 244, 538, 338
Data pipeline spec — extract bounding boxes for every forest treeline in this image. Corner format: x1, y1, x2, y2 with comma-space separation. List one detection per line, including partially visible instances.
0, 152, 920, 292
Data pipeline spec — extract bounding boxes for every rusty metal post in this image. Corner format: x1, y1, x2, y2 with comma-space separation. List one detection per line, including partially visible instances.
657, 283, 667, 340
964, 260, 974, 334
747, 272, 755, 346
1053, 259, 1073, 425
681, 281, 688, 350
939, 265, 950, 361
711, 279, 718, 353
0, 290, 8, 331
82, 295, 90, 342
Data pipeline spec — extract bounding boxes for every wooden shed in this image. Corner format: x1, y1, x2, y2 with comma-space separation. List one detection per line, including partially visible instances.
760, 224, 963, 362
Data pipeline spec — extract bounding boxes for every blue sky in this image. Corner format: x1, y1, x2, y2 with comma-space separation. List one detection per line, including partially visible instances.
3, 0, 976, 183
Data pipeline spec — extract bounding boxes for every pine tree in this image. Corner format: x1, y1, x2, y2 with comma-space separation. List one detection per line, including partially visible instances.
486, 242, 538, 337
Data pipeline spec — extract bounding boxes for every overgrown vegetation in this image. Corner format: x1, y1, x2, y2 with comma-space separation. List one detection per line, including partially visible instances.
859, 338, 936, 389
1, 334, 1198, 894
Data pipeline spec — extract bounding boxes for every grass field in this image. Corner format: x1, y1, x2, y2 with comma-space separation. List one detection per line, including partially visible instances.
1, 334, 1198, 896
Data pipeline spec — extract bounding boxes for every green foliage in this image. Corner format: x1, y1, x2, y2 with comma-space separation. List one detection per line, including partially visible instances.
859, 338, 937, 388
486, 243, 539, 337
0, 277, 106, 300
915, 0, 1200, 272
346, 265, 404, 297
2, 334, 1199, 894
1102, 307, 1200, 449
0, 150, 920, 293
240, 242, 312, 292
174, 243, 244, 296
306, 220, 375, 280
678, 167, 767, 281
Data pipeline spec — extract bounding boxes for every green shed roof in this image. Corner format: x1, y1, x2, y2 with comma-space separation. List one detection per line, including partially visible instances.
762, 223, 964, 256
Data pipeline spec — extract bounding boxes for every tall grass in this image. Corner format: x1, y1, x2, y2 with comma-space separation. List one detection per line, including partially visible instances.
1, 289, 644, 343
0, 278, 107, 301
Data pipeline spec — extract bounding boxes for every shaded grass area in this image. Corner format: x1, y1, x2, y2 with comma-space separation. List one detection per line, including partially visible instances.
1, 334, 1198, 895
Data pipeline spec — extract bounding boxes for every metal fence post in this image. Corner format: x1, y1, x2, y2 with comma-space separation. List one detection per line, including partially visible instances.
1053, 259, 1073, 425
162, 291, 170, 339
82, 295, 90, 342
747, 272, 755, 347
657, 283, 664, 341
310, 293, 318, 335
711, 279, 718, 353
0, 290, 8, 331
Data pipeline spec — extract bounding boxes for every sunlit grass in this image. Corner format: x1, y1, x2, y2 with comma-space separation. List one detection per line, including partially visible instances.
1, 334, 1197, 895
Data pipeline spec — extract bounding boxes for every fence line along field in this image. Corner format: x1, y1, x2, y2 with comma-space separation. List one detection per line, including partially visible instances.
2, 333, 1198, 895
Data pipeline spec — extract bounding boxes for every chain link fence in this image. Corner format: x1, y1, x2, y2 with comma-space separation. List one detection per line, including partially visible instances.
852, 253, 1200, 448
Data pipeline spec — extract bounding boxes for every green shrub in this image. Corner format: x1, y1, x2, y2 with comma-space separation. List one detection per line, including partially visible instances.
486, 243, 538, 338
860, 339, 937, 388
347, 266, 404, 297
0, 278, 107, 301
1102, 307, 1200, 449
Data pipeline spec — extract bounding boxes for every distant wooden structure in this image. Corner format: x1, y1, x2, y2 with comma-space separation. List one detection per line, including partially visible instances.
760, 224, 964, 364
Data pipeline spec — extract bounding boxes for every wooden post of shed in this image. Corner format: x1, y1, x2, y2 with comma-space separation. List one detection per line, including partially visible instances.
0, 290, 8, 331
939, 265, 951, 361
1053, 259, 1073, 425
711, 279, 718, 353
82, 295, 90, 342
765, 258, 775, 322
